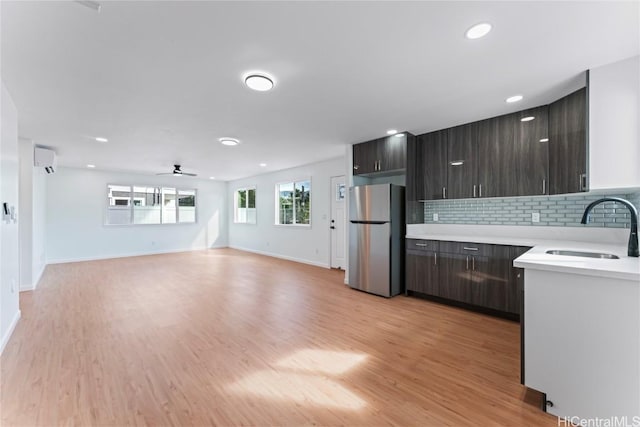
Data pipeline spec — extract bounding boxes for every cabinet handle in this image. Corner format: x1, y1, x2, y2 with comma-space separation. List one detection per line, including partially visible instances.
434, 252, 437, 265
353, 165, 359, 170
479, 184, 483, 198
415, 243, 428, 247
473, 185, 477, 198
542, 179, 546, 195
472, 256, 475, 271
463, 247, 478, 251
579, 173, 587, 192
442, 187, 447, 199
466, 255, 469, 270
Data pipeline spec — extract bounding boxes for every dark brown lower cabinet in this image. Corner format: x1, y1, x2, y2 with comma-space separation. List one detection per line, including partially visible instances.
406, 251, 439, 295
406, 239, 530, 317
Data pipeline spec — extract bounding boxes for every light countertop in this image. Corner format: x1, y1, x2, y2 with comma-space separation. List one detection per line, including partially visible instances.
406, 224, 639, 282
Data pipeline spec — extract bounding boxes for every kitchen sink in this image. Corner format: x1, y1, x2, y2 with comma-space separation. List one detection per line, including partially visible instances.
545, 250, 620, 259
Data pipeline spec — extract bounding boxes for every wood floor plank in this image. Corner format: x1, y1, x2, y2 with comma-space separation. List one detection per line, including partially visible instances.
1, 248, 556, 426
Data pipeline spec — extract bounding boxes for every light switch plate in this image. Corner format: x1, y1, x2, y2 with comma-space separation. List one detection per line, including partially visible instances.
433, 213, 439, 221
531, 212, 540, 223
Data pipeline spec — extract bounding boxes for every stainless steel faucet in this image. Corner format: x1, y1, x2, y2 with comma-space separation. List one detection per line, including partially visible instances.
581, 197, 639, 257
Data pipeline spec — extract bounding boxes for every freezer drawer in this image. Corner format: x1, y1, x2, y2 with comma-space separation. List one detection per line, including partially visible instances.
348, 222, 391, 297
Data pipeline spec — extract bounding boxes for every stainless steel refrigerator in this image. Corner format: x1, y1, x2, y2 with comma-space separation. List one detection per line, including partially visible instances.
348, 184, 405, 297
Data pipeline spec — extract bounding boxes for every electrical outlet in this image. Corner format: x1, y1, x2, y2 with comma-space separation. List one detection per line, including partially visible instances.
433, 213, 439, 222
531, 212, 540, 223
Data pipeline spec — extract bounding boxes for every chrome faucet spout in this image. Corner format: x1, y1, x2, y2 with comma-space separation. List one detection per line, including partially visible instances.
581, 197, 639, 257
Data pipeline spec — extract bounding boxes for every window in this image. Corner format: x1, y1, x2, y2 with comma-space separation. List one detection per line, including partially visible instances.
106, 184, 196, 225
276, 179, 310, 225
234, 187, 256, 224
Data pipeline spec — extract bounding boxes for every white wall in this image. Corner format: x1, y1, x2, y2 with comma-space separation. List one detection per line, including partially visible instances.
1, 82, 21, 354
228, 156, 346, 268
18, 138, 47, 290
589, 55, 640, 190
32, 165, 46, 285
46, 167, 228, 263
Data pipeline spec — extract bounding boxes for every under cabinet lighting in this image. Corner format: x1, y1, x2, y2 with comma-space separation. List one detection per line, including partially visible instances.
465, 22, 492, 39
540, 138, 549, 142
521, 116, 535, 122
95, 137, 108, 142
450, 160, 464, 166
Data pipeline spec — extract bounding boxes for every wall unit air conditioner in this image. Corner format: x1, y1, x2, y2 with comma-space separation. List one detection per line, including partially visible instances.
34, 147, 57, 173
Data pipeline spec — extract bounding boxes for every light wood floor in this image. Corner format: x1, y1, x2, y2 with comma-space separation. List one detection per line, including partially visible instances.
1, 248, 556, 426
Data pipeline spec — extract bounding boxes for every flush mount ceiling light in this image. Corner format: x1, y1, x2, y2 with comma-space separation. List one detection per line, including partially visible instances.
506, 95, 524, 103
95, 137, 108, 142
87, 164, 95, 168
219, 138, 240, 146
386, 129, 398, 135
540, 138, 549, 142
244, 72, 275, 91
521, 116, 535, 122
465, 22, 492, 39
259, 163, 267, 167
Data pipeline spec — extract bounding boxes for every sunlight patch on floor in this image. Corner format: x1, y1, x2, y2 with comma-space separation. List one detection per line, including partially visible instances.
275, 349, 368, 375
227, 349, 368, 409
227, 371, 367, 410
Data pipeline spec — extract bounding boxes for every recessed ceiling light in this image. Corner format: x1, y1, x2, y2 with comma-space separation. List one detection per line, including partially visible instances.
259, 163, 267, 167
521, 116, 535, 122
539, 138, 549, 142
95, 137, 108, 142
506, 95, 524, 103
220, 138, 240, 146
465, 22, 492, 40
87, 164, 95, 168
386, 129, 398, 135
209, 176, 216, 180
395, 133, 404, 138
244, 72, 275, 91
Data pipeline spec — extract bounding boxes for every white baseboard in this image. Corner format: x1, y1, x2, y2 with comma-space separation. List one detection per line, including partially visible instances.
0, 310, 21, 356
46, 245, 228, 265
229, 245, 330, 269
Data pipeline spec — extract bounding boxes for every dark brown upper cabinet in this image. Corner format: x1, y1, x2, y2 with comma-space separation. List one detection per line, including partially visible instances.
447, 123, 478, 199
549, 87, 588, 194
352, 133, 412, 176
477, 107, 550, 197
409, 130, 448, 201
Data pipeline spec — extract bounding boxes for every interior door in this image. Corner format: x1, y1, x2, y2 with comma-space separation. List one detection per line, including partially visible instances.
330, 175, 346, 270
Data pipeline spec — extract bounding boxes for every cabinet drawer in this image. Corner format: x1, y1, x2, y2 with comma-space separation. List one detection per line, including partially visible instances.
406, 239, 439, 252
439, 241, 493, 256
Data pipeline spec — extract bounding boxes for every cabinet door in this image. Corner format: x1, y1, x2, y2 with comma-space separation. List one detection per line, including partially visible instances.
406, 136, 418, 202
477, 115, 515, 198
515, 106, 549, 196
470, 246, 512, 312
381, 134, 407, 172
416, 130, 448, 200
352, 140, 378, 175
438, 253, 472, 303
447, 123, 477, 199
549, 87, 587, 194
406, 251, 438, 295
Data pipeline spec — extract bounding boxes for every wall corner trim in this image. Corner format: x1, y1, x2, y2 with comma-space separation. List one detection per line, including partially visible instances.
0, 310, 21, 356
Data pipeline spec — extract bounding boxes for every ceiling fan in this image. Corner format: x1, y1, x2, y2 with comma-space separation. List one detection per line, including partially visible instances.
157, 164, 197, 177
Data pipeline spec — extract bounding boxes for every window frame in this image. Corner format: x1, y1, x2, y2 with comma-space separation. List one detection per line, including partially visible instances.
274, 178, 312, 227
233, 186, 257, 225
105, 183, 198, 226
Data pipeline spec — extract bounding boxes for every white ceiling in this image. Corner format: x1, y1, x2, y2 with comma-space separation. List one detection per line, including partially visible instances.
2, 1, 638, 181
